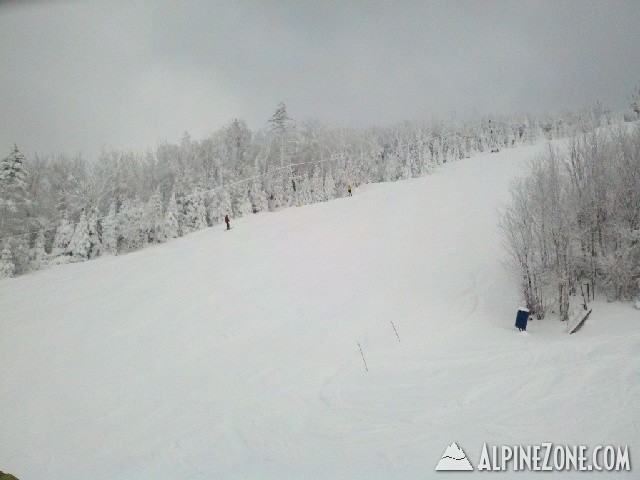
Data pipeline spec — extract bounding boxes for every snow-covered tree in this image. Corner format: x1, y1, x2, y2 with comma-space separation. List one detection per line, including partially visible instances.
51, 216, 74, 260
145, 188, 164, 243
101, 203, 118, 255
268, 103, 296, 198
382, 153, 399, 182
399, 157, 412, 180
267, 177, 286, 210
231, 184, 253, 218
118, 198, 145, 251
225, 119, 252, 165
502, 127, 640, 319
30, 229, 48, 269
216, 189, 232, 220
309, 168, 324, 203
268, 102, 292, 136
298, 173, 313, 206
0, 243, 15, 277
183, 187, 208, 234
0, 145, 28, 235
68, 211, 91, 261
87, 212, 102, 259
206, 191, 221, 225
162, 191, 180, 240
324, 169, 336, 201
249, 178, 268, 213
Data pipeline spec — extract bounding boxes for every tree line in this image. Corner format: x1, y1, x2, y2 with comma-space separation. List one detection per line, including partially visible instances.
0, 103, 617, 277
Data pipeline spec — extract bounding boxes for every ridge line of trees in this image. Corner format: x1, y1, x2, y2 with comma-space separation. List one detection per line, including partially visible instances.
0, 102, 623, 278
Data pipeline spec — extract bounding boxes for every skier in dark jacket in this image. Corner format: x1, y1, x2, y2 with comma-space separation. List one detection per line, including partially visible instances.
224, 214, 230, 230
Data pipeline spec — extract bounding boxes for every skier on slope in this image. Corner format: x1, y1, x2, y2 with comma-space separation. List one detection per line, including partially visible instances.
347, 185, 352, 196
224, 214, 231, 230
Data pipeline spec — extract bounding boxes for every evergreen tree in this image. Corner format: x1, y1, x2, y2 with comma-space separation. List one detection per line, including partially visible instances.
101, 203, 119, 255
0, 145, 28, 235
268, 177, 286, 210
172, 185, 188, 234
162, 191, 180, 240
298, 173, 313, 206
118, 198, 145, 251
145, 188, 164, 242
87, 212, 102, 258
399, 159, 412, 180
324, 169, 336, 201
225, 119, 252, 165
0, 243, 15, 278
283, 174, 296, 207
30, 229, 48, 269
182, 193, 195, 235
249, 178, 268, 213
268, 102, 292, 135
68, 211, 91, 261
194, 190, 209, 229
268, 103, 296, 191
51, 216, 74, 260
231, 184, 253, 218
310, 168, 324, 203
206, 191, 221, 225
183, 187, 208, 233
11, 238, 30, 275
383, 153, 399, 182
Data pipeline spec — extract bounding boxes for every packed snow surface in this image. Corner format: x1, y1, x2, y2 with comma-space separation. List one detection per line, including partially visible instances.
1, 144, 639, 478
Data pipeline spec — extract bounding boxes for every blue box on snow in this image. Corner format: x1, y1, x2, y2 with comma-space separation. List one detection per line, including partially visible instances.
515, 308, 530, 331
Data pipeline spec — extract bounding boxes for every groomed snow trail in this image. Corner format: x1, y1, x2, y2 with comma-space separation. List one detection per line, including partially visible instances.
1, 144, 638, 479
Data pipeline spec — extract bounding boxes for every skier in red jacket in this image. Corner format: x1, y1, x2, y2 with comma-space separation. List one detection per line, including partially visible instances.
224, 214, 230, 230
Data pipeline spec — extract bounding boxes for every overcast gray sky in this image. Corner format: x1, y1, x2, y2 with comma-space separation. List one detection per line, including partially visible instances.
1, 0, 639, 159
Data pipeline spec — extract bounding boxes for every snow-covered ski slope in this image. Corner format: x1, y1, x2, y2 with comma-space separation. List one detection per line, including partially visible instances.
1, 143, 639, 479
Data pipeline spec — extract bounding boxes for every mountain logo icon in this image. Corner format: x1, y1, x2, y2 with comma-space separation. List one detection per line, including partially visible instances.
435, 442, 474, 471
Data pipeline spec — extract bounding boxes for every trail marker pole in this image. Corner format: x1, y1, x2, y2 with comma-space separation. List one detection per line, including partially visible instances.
357, 342, 368, 372
390, 321, 400, 342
